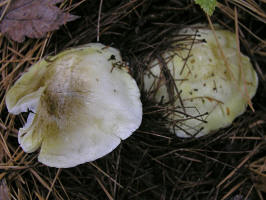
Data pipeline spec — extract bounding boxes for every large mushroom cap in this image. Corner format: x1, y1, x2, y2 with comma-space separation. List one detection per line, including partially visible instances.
144, 25, 258, 138
6, 43, 142, 168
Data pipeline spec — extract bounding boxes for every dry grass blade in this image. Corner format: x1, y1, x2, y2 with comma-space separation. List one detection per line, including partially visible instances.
221, 178, 247, 200
249, 156, 266, 193
45, 168, 61, 200
0, 136, 4, 162
29, 168, 51, 191
90, 162, 124, 189
231, 0, 266, 23
0, 130, 12, 160
216, 2, 266, 44
217, 142, 264, 188
0, 0, 11, 22
95, 176, 114, 200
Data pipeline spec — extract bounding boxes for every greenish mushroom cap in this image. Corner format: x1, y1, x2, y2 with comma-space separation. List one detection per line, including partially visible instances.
144, 25, 258, 138
6, 43, 142, 168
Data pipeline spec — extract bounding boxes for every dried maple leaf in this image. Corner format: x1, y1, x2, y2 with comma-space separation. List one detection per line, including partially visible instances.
0, 0, 79, 42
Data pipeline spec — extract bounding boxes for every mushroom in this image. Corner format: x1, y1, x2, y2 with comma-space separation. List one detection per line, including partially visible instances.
6, 43, 142, 168
144, 25, 258, 138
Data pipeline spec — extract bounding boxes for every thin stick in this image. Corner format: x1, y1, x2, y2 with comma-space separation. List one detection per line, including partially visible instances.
95, 176, 114, 200
0, 0, 11, 22
90, 162, 124, 189
217, 142, 263, 188
45, 168, 61, 200
221, 178, 247, 200
97, 0, 103, 42
234, 7, 254, 111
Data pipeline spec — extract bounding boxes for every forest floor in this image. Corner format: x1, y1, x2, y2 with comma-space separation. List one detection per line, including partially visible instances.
0, 0, 266, 199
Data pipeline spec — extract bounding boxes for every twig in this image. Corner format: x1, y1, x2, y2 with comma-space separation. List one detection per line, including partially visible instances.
97, 0, 103, 42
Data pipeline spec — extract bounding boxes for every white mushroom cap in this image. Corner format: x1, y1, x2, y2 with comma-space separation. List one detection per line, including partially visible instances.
6, 43, 142, 168
144, 25, 258, 138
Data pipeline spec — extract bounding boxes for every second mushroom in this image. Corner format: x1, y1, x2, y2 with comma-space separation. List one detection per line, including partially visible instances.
144, 25, 258, 138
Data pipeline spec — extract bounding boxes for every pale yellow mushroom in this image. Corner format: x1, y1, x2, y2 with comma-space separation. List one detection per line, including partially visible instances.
144, 25, 258, 138
6, 43, 142, 168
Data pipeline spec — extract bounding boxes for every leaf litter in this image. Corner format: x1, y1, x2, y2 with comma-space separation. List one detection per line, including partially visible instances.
0, 0, 79, 42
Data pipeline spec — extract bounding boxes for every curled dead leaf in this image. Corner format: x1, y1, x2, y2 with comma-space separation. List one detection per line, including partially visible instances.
0, 0, 79, 42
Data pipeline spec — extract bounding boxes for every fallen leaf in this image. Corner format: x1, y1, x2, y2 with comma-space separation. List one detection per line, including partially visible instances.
0, 0, 79, 42
194, 0, 217, 16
